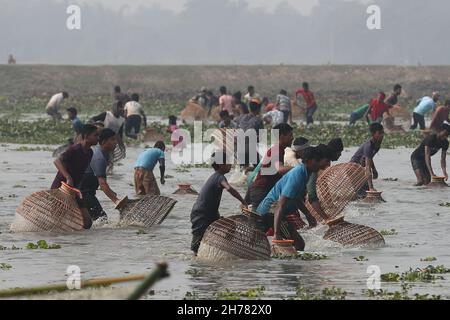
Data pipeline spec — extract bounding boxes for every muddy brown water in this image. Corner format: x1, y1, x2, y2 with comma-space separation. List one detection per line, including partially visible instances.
1, 144, 450, 299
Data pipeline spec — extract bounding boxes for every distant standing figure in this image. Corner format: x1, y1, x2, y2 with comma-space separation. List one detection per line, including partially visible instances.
276, 89, 292, 124
219, 86, 234, 117
46, 92, 69, 121
8, 54, 16, 65
134, 141, 166, 196
114, 86, 130, 105
219, 110, 237, 129
410, 92, 440, 130
124, 93, 147, 139
67, 107, 84, 136
243, 86, 261, 105
296, 82, 317, 127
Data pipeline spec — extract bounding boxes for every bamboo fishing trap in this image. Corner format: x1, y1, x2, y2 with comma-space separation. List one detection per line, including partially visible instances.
197, 211, 271, 262
117, 195, 177, 228
323, 217, 385, 247
383, 105, 411, 132
11, 182, 90, 233
316, 163, 368, 220
180, 102, 208, 124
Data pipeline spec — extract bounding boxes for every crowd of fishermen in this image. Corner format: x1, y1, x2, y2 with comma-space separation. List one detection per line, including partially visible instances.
43, 82, 450, 255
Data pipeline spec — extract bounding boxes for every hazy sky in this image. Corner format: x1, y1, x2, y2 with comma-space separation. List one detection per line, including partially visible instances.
1, 0, 448, 65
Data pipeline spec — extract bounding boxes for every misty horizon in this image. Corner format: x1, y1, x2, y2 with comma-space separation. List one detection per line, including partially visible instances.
1, 0, 448, 65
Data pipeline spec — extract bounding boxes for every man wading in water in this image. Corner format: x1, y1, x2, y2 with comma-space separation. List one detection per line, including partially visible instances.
79, 128, 122, 221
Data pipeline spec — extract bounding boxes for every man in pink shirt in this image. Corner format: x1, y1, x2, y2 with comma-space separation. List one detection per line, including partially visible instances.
430, 100, 450, 131
219, 86, 234, 117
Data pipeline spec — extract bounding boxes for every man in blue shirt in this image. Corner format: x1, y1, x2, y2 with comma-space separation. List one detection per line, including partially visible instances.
410, 92, 440, 130
256, 146, 326, 250
134, 141, 166, 195
67, 107, 84, 135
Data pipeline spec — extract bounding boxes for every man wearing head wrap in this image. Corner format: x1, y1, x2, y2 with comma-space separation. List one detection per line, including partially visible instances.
411, 92, 440, 130
284, 137, 311, 167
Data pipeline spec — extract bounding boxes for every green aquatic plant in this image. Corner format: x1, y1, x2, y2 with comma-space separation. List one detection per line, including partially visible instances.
26, 240, 61, 250
13, 184, 26, 188
295, 284, 347, 300
0, 263, 12, 270
183, 291, 200, 300
383, 178, 398, 182
365, 283, 441, 300
215, 286, 265, 300
136, 229, 148, 235
354, 256, 369, 262
439, 202, 450, 207
380, 229, 398, 236
421, 257, 437, 262
381, 265, 450, 283
185, 268, 204, 278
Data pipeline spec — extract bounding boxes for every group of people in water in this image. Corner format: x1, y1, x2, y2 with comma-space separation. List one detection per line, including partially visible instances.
44, 82, 450, 255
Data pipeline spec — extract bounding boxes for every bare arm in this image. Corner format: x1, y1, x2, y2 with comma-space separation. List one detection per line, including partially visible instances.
221, 180, 247, 206
297, 200, 317, 228
274, 196, 288, 240
365, 157, 375, 191
441, 149, 448, 180
98, 177, 119, 203
425, 146, 435, 177
53, 158, 73, 187
159, 158, 166, 184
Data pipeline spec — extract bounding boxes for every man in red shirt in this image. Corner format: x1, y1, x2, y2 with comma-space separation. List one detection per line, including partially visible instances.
248, 123, 294, 210
296, 82, 317, 126
366, 92, 390, 124
430, 100, 450, 131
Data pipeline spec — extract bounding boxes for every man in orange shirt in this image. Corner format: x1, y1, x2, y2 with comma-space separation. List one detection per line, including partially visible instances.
296, 82, 317, 127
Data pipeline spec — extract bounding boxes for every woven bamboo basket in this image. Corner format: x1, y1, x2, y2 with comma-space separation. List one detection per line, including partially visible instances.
305, 199, 326, 224
118, 195, 177, 228
324, 217, 385, 247
362, 191, 386, 204
291, 99, 306, 120
112, 137, 126, 163
210, 106, 221, 122
180, 102, 208, 124
384, 105, 411, 132
271, 240, 297, 256
316, 163, 368, 219
173, 184, 199, 195
197, 217, 271, 262
11, 182, 89, 233
429, 176, 448, 188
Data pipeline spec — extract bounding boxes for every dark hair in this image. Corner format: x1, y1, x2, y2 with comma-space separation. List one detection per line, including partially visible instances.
80, 124, 98, 139
219, 110, 230, 119
168, 115, 177, 125
369, 122, 384, 134
316, 144, 333, 160
220, 86, 227, 95
302, 82, 309, 90
154, 141, 166, 150
62, 92, 69, 99
114, 86, 121, 93
439, 123, 450, 134
273, 123, 293, 136
293, 137, 309, 147
394, 84, 402, 91
303, 146, 325, 161
249, 101, 261, 113
98, 128, 116, 144
280, 89, 287, 96
233, 91, 242, 101
327, 138, 344, 153
211, 152, 230, 170
131, 93, 139, 102
66, 107, 77, 116
248, 85, 254, 91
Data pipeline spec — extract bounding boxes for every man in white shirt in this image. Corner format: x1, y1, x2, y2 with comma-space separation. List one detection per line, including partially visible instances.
243, 86, 261, 105
124, 93, 147, 139
46, 92, 69, 121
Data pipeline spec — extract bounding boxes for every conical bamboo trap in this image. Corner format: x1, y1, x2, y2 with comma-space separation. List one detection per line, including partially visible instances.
316, 163, 367, 220
118, 195, 177, 228
143, 128, 165, 143
197, 214, 271, 262
323, 217, 385, 247
173, 184, 198, 195
11, 182, 89, 233
383, 105, 411, 132
112, 137, 126, 163
180, 102, 208, 124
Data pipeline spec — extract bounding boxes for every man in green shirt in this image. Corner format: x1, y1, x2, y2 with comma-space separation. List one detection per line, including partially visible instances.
349, 104, 370, 125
